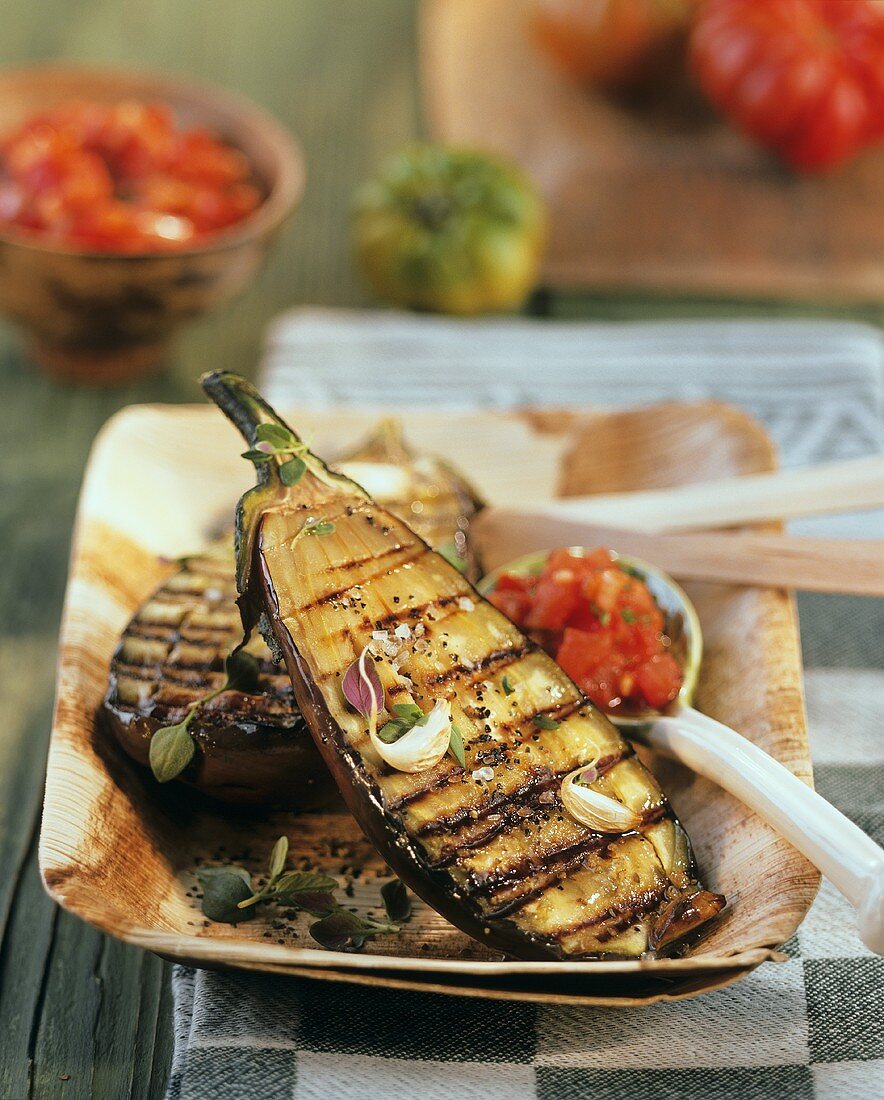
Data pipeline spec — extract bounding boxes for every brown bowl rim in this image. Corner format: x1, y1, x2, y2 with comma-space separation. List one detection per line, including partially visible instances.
0, 61, 306, 261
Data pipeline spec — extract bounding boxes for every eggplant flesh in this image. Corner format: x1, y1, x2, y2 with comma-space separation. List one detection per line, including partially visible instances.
204, 372, 725, 961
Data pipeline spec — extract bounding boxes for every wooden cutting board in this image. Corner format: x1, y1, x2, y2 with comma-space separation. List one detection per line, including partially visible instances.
421, 0, 884, 302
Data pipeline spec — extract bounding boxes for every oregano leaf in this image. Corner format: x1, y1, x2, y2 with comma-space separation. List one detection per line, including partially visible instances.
198, 867, 256, 923
448, 722, 466, 768
223, 648, 260, 693
149, 721, 196, 783
534, 714, 560, 730
290, 891, 338, 917
392, 702, 424, 721
267, 835, 289, 881
380, 879, 412, 922
279, 457, 307, 486
255, 423, 296, 449
272, 870, 338, 903
309, 908, 397, 952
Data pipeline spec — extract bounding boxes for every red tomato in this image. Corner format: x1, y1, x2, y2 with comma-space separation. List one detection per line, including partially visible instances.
691, 0, 884, 170
532, 0, 700, 90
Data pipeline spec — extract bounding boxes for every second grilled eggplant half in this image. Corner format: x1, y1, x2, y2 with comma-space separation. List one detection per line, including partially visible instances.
103, 544, 331, 806
203, 372, 724, 960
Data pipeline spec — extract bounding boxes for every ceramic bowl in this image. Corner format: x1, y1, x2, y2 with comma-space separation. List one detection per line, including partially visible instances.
0, 64, 305, 383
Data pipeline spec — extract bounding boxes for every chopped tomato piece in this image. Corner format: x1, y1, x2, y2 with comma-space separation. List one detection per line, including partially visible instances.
488, 587, 531, 626
525, 568, 581, 631
634, 653, 683, 709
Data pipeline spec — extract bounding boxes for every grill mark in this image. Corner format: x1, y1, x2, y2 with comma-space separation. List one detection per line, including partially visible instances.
296, 544, 430, 611
424, 749, 634, 863
124, 625, 236, 647
314, 594, 461, 655
481, 838, 615, 917
415, 755, 580, 832
555, 884, 669, 942
465, 799, 671, 901
111, 659, 288, 688
111, 694, 299, 727
423, 642, 529, 689
319, 543, 417, 575
403, 701, 611, 829
477, 698, 591, 742
311, 593, 469, 685
468, 831, 617, 899
148, 585, 234, 602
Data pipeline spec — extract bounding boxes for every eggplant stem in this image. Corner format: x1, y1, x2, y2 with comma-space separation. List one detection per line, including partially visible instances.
201, 371, 295, 446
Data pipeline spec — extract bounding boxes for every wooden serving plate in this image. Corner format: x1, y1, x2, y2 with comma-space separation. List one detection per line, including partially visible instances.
421, 0, 884, 302
39, 400, 819, 1005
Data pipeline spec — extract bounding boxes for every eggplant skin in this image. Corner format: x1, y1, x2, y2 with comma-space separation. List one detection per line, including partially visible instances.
102, 548, 333, 808
202, 371, 724, 961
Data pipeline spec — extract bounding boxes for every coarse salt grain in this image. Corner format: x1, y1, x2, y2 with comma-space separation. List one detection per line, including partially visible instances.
394, 623, 411, 640
458, 596, 475, 612
372, 630, 389, 641
471, 766, 494, 782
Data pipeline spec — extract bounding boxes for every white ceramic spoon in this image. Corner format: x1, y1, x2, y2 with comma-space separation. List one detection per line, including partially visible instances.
480, 550, 884, 955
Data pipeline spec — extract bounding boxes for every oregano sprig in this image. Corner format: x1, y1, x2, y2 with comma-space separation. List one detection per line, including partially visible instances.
241, 423, 310, 486
149, 647, 260, 783
197, 836, 408, 952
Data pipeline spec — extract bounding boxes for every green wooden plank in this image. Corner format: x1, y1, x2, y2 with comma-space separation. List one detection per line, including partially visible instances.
0, 3, 421, 1096
0, 839, 58, 1099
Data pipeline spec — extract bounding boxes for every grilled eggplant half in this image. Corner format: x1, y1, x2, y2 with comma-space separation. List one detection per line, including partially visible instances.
103, 544, 332, 806
202, 371, 724, 960
103, 422, 484, 807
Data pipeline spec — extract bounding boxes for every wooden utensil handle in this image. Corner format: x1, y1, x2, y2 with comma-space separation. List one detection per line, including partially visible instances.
538, 456, 884, 532
639, 706, 884, 955
474, 511, 884, 595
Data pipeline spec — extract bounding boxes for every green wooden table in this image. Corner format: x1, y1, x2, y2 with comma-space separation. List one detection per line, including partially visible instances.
0, 3, 879, 1097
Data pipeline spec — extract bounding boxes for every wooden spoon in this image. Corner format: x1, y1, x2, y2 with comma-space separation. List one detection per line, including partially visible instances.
474, 514, 884, 595
509, 455, 884, 533
479, 550, 884, 954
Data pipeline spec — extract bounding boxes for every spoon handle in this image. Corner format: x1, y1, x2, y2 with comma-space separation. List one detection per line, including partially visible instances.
636, 705, 884, 955
532, 455, 884, 532
474, 514, 884, 595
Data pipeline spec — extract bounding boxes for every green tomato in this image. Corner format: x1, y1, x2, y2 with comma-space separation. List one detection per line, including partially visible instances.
352, 146, 546, 315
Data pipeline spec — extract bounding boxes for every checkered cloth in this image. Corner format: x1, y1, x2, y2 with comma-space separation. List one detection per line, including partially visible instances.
167, 312, 883, 1100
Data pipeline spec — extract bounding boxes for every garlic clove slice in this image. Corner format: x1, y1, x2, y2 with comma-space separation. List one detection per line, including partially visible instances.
370, 699, 452, 773
560, 767, 642, 834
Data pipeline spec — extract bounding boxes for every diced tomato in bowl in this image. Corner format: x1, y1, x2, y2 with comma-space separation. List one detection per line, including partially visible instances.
0, 98, 264, 252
